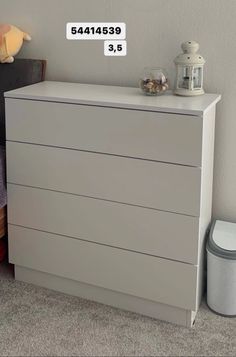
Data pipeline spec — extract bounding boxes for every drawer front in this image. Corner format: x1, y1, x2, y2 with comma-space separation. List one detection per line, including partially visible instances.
8, 184, 199, 264
8, 225, 198, 310
7, 142, 201, 216
6, 98, 203, 166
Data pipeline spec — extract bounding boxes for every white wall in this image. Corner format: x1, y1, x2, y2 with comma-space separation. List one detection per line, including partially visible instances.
1, 0, 236, 221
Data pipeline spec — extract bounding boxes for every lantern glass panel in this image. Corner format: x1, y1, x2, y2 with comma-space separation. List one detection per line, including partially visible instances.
177, 66, 192, 89
177, 66, 202, 90
192, 67, 202, 89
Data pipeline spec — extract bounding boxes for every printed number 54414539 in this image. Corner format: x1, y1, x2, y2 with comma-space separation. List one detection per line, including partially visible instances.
67, 23, 126, 40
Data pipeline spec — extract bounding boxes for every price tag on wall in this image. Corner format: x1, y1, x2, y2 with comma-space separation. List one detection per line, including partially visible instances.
66, 22, 127, 57
104, 40, 127, 56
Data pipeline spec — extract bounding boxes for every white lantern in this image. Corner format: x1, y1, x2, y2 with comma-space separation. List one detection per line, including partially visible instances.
174, 41, 205, 96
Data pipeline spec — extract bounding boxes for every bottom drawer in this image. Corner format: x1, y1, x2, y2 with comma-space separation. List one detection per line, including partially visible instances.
9, 225, 198, 310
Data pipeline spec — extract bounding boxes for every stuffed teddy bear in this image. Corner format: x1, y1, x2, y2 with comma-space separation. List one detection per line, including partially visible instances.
0, 24, 31, 63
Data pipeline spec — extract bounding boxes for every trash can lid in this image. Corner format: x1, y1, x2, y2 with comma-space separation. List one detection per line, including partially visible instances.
207, 220, 236, 260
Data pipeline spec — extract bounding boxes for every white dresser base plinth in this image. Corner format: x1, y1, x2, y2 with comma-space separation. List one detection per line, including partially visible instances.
15, 265, 196, 327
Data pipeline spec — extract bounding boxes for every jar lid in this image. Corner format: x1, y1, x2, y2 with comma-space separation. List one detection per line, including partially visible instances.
207, 220, 236, 260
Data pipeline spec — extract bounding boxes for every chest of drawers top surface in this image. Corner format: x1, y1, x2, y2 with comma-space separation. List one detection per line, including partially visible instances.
4, 81, 221, 116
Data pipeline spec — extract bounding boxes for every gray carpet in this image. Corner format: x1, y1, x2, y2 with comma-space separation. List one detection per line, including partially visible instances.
0, 262, 235, 357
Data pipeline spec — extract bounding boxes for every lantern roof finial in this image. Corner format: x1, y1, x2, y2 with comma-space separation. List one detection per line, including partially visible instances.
174, 40, 205, 65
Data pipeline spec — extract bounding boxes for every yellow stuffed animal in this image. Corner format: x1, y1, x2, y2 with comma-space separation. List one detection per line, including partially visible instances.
0, 24, 31, 63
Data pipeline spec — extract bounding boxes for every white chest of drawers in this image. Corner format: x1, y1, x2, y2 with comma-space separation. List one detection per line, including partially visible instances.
5, 82, 221, 326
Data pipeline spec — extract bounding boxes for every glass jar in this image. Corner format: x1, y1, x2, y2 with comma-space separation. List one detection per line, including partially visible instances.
139, 67, 169, 96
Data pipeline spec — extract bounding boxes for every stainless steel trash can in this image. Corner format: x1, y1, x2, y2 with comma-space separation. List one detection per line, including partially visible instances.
206, 220, 236, 316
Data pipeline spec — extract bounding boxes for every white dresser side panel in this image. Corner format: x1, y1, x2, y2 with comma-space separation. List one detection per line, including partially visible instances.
196, 107, 216, 308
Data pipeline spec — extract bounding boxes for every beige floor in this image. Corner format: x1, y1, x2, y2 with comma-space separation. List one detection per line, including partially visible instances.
0, 260, 235, 357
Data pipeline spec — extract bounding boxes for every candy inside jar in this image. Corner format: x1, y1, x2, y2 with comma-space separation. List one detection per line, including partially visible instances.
139, 67, 169, 96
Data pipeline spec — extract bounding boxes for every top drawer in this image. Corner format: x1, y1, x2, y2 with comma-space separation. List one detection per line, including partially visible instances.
5, 99, 203, 166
